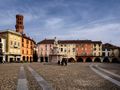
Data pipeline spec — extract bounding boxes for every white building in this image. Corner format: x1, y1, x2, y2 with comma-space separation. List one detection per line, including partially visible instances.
0, 36, 6, 63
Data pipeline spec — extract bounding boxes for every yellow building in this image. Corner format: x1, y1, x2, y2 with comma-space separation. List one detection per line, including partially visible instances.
0, 30, 21, 62
93, 41, 102, 56
58, 42, 76, 61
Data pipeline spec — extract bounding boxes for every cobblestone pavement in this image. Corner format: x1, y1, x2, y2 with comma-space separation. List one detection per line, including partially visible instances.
30, 63, 120, 90
98, 63, 120, 75
0, 63, 21, 90
25, 65, 42, 90
0, 63, 120, 90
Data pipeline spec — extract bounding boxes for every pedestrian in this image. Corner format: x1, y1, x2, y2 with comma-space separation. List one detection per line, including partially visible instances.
3, 58, 5, 64
65, 58, 67, 66
61, 59, 64, 66
58, 60, 60, 65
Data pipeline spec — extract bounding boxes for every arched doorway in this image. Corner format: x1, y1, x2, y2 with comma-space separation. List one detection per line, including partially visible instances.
0, 56, 3, 63
45, 57, 48, 62
112, 58, 119, 63
30, 57, 32, 62
77, 58, 83, 62
40, 57, 44, 62
103, 57, 110, 62
10, 58, 13, 62
94, 57, 101, 62
86, 58, 92, 62
23, 56, 25, 62
68, 58, 75, 62
27, 56, 29, 62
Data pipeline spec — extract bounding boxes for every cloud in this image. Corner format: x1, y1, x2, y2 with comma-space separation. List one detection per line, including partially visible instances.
0, 0, 120, 46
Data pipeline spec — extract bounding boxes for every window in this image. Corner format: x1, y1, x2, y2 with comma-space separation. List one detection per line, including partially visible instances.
73, 48, 75, 52
0, 43, 2, 48
107, 49, 110, 51
64, 49, 66, 52
45, 45, 47, 50
14, 41, 16, 45
102, 48, 105, 51
61, 48, 63, 52
27, 45, 28, 48
22, 50, 24, 54
27, 50, 28, 54
99, 44, 101, 47
18, 42, 20, 47
103, 52, 105, 56
99, 52, 101, 56
22, 44, 24, 47
22, 38, 24, 42
99, 48, 101, 51
27, 40, 29, 44
94, 48, 96, 51
94, 44, 96, 47
11, 41, 13, 45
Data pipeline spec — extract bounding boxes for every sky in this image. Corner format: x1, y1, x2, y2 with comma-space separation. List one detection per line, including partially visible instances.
0, 0, 120, 46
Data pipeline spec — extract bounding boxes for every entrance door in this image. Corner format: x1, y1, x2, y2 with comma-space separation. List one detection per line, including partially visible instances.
40, 57, 44, 62
0, 56, 3, 63
45, 57, 48, 62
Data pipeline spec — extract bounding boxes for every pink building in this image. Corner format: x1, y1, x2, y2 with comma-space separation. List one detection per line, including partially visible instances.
37, 39, 54, 62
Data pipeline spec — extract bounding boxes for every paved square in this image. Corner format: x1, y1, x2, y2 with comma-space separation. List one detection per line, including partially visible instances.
0, 63, 120, 90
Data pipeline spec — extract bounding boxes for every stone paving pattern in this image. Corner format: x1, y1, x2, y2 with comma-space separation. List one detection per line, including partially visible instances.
25, 66, 42, 90
0, 63, 21, 90
0, 63, 120, 90
99, 63, 120, 75
30, 63, 120, 90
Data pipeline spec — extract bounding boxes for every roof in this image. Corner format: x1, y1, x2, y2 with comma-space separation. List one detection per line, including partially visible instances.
58, 40, 93, 44
22, 34, 36, 44
37, 39, 102, 44
0, 29, 21, 36
0, 30, 36, 44
92, 41, 102, 44
103, 43, 120, 49
37, 39, 55, 44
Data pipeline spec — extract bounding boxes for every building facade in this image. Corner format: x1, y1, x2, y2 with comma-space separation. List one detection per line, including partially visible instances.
0, 14, 35, 63
15, 14, 35, 62
102, 43, 120, 62
0, 36, 6, 63
93, 41, 102, 57
58, 41, 76, 62
21, 35, 35, 62
37, 38, 103, 63
0, 30, 21, 62
37, 39, 54, 62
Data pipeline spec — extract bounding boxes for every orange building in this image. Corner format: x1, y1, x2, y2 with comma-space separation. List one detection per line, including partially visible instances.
76, 41, 93, 56
15, 14, 35, 62
76, 41, 93, 62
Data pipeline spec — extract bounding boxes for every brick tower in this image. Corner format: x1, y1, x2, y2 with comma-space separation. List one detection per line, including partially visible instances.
15, 14, 24, 34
